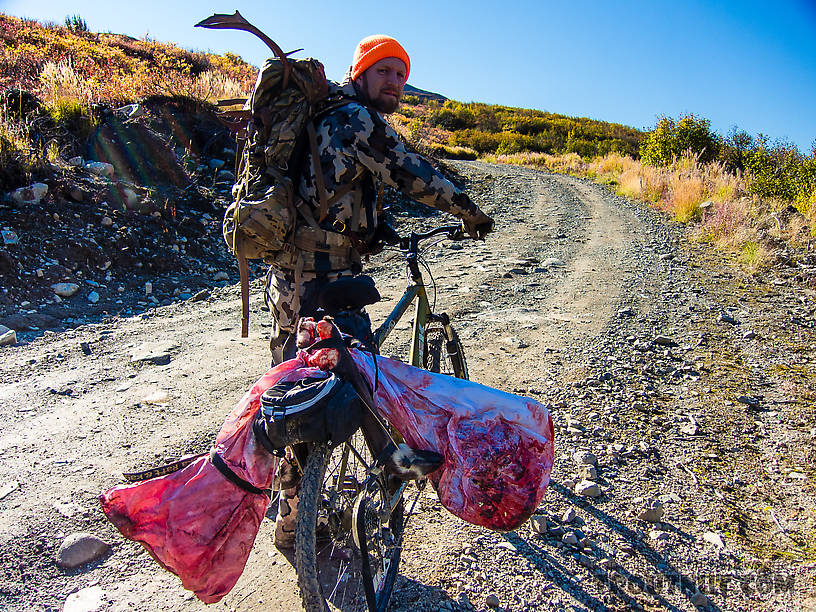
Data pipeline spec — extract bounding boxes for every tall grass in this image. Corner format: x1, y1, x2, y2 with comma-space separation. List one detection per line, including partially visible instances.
1, 13, 255, 105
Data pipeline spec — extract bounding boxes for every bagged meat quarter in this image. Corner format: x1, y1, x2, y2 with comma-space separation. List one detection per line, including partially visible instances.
100, 319, 554, 602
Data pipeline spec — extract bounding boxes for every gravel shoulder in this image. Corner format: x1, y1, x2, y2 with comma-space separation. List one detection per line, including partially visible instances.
1, 161, 814, 612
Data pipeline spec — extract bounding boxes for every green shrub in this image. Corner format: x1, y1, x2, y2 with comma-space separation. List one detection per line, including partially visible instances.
44, 98, 97, 139
719, 127, 754, 173
431, 106, 476, 130
641, 114, 719, 166
449, 129, 502, 153
429, 144, 478, 160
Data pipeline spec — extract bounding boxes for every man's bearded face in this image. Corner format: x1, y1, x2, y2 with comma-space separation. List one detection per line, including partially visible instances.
357, 57, 407, 114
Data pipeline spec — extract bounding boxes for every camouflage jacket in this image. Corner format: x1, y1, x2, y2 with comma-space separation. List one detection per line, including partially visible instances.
293, 81, 481, 272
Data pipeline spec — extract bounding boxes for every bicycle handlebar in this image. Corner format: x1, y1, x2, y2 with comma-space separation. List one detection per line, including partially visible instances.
400, 224, 465, 253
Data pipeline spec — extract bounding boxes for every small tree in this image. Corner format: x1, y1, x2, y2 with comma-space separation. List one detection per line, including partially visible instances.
744, 138, 801, 201
720, 127, 754, 173
64, 14, 88, 32
641, 114, 718, 166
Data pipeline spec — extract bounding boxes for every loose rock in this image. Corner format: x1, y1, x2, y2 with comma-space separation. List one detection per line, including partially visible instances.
85, 161, 115, 178
130, 342, 176, 365
637, 498, 665, 523
574, 450, 598, 466
56, 533, 110, 569
690, 590, 709, 608
542, 257, 565, 268
10, 182, 48, 205
52, 283, 80, 298
0, 325, 17, 347
0, 480, 20, 500
2, 227, 19, 245
63, 585, 106, 612
649, 530, 670, 542
703, 532, 725, 549
529, 515, 549, 534
574, 480, 601, 497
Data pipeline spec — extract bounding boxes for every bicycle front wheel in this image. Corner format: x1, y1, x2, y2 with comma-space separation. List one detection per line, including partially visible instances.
423, 322, 469, 379
354, 479, 404, 612
295, 434, 373, 612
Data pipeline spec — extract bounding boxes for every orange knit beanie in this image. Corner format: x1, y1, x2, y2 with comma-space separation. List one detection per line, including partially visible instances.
351, 35, 410, 81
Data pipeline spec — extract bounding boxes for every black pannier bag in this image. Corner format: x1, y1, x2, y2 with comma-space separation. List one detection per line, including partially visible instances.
252, 372, 362, 453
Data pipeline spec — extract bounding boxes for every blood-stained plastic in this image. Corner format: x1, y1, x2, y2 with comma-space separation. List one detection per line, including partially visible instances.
99, 359, 328, 603
100, 320, 553, 602
351, 351, 554, 531
299, 318, 555, 531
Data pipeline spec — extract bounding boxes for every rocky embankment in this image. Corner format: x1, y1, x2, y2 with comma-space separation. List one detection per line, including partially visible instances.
0, 96, 252, 345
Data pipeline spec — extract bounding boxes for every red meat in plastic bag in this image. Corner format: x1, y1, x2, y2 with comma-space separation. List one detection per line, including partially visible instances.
99, 317, 553, 602
99, 358, 330, 603
350, 352, 554, 531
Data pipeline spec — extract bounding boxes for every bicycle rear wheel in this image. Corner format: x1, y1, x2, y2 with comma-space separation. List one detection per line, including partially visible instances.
354, 479, 404, 612
295, 433, 373, 612
423, 322, 468, 379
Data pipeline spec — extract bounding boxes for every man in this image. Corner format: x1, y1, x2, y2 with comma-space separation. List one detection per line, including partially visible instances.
268, 35, 493, 547
265, 34, 493, 364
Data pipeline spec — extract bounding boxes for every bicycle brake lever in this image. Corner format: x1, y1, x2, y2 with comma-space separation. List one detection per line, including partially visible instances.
449, 226, 467, 241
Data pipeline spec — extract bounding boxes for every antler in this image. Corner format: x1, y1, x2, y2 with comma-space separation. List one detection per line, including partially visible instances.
195, 11, 291, 88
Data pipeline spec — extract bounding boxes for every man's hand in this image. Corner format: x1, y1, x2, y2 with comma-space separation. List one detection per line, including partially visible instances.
462, 211, 494, 240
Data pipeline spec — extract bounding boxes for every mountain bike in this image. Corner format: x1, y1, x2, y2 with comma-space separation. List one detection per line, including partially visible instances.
295, 224, 470, 612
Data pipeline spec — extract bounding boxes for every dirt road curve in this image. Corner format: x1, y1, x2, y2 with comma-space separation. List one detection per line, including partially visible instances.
1, 162, 814, 611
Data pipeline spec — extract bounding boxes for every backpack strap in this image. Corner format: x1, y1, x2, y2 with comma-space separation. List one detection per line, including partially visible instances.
306, 117, 365, 225
238, 249, 250, 338
306, 121, 331, 223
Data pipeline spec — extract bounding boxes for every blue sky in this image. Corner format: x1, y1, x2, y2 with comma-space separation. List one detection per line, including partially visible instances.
3, 0, 815, 153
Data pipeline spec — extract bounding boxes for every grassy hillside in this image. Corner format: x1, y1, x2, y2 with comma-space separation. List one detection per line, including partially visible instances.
0, 12, 643, 182
0, 13, 256, 104
390, 98, 644, 160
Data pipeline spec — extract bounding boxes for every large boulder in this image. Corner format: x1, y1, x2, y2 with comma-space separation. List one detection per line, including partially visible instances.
87, 114, 189, 188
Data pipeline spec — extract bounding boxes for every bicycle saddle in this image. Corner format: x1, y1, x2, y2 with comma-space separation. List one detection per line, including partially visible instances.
317, 275, 380, 313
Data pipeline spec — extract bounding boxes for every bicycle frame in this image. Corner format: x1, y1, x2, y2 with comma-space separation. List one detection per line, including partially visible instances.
372, 271, 430, 368
372, 224, 463, 368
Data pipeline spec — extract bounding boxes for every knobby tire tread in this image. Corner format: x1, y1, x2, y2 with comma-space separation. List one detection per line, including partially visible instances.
356, 484, 405, 612
424, 324, 468, 379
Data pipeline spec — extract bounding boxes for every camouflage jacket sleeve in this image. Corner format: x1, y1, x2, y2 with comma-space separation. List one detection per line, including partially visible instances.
323, 103, 482, 220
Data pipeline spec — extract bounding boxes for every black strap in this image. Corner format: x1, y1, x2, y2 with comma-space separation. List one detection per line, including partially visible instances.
122, 452, 207, 483
305, 336, 348, 352
209, 447, 268, 496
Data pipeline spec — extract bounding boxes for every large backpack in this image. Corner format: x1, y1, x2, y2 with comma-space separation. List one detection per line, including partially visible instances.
198, 12, 362, 336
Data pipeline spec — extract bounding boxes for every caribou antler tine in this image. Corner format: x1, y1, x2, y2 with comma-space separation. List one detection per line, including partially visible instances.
194, 11, 248, 29
194, 11, 291, 88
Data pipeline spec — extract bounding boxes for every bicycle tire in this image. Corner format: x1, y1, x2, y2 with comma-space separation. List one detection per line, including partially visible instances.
295, 435, 373, 612
423, 323, 469, 379
354, 480, 405, 612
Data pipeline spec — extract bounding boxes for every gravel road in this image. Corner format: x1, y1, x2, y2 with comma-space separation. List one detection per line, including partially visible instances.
1, 161, 814, 612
